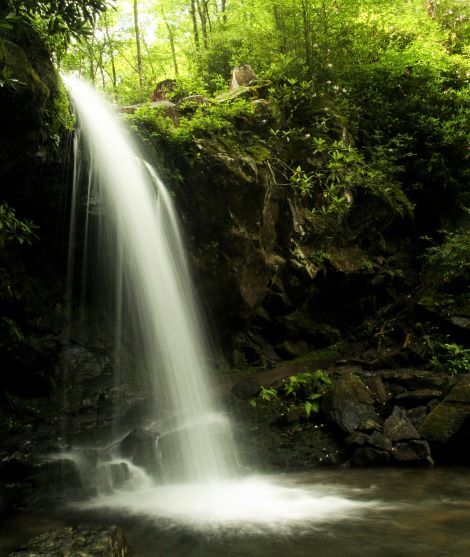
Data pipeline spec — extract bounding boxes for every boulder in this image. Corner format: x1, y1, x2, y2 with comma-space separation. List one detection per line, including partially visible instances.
9, 525, 133, 556
383, 406, 420, 441
321, 374, 382, 434
369, 431, 392, 451
231, 377, 261, 399
394, 389, 443, 407
391, 440, 433, 467
419, 375, 470, 444
230, 65, 258, 91
351, 447, 390, 466
150, 78, 176, 101
119, 427, 158, 471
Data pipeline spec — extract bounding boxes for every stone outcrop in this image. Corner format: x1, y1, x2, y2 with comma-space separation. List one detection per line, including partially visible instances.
419, 375, 470, 445
321, 374, 382, 434
9, 526, 134, 557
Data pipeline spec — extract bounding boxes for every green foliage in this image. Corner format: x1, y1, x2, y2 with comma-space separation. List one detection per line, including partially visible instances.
423, 228, 470, 286
0, 316, 24, 341
0, 391, 53, 433
1, 0, 112, 41
430, 342, 470, 375
0, 202, 39, 248
250, 370, 332, 419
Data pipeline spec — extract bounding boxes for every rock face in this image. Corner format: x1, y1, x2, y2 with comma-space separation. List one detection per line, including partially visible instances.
321, 374, 382, 434
230, 65, 257, 90
419, 375, 470, 447
150, 78, 176, 101
9, 526, 134, 557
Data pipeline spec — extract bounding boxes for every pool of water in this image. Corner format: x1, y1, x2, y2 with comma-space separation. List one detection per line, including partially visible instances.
2, 468, 470, 556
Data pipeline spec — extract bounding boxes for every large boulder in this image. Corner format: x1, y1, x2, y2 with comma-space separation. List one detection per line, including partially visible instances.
321, 373, 382, 434
419, 374, 470, 445
383, 406, 420, 441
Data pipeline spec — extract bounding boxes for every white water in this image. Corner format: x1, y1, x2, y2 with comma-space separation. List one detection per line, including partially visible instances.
64, 75, 236, 484
64, 76, 381, 529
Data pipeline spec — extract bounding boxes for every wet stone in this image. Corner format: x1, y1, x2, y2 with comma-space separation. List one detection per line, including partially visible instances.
9, 525, 134, 556
369, 431, 392, 452
392, 440, 433, 467
351, 447, 390, 466
345, 432, 370, 447
384, 406, 420, 442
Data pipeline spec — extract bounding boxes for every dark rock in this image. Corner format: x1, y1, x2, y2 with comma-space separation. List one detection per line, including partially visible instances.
9, 525, 134, 556
31, 458, 83, 493
0, 457, 35, 483
419, 375, 470, 444
406, 406, 428, 429
351, 447, 390, 466
380, 370, 455, 392
231, 377, 261, 399
383, 406, 420, 441
363, 376, 389, 403
150, 78, 176, 101
119, 427, 158, 471
392, 440, 433, 466
357, 419, 382, 433
345, 432, 370, 447
369, 431, 392, 451
394, 389, 443, 407
321, 374, 382, 434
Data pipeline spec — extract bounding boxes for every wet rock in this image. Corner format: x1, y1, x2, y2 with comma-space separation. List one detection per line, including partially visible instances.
351, 447, 390, 466
380, 370, 456, 392
363, 376, 389, 403
383, 406, 420, 441
369, 431, 392, 451
231, 377, 261, 399
9, 525, 134, 556
357, 419, 382, 433
31, 458, 83, 494
394, 389, 443, 407
391, 440, 433, 466
321, 374, 382, 434
345, 432, 370, 447
119, 427, 158, 471
419, 375, 470, 445
406, 406, 428, 429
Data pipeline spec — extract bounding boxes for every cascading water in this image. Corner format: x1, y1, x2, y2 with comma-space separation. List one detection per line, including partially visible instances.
63, 74, 236, 485
62, 75, 381, 533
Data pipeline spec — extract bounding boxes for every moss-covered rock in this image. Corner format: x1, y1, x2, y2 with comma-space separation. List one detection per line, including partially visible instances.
419, 375, 470, 444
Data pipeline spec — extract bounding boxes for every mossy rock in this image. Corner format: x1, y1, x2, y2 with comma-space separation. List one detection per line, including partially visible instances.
419, 375, 470, 444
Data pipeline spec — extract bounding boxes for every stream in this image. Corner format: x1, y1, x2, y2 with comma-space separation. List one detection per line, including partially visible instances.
1, 467, 470, 556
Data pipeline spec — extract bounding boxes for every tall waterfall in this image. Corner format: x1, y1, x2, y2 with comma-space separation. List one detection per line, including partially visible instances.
63, 77, 379, 531
63, 75, 236, 484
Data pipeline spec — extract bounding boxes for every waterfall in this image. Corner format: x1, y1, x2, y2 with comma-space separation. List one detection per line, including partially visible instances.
62, 77, 379, 531
63, 75, 236, 485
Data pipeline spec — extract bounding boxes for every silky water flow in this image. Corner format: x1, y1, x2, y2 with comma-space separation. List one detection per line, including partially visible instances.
63, 75, 381, 532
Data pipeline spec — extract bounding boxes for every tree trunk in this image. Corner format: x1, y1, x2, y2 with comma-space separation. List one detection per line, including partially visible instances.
190, 0, 200, 48
103, 13, 118, 101
133, 0, 144, 97
163, 11, 179, 76
300, 0, 311, 71
196, 0, 208, 48
221, 0, 227, 24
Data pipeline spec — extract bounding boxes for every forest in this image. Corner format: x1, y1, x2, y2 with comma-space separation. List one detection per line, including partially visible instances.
1, 0, 470, 555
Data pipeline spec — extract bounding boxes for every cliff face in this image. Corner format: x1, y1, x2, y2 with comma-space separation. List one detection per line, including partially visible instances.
0, 24, 70, 426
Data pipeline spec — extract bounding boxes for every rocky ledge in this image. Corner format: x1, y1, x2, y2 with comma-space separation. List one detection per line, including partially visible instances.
230, 364, 470, 469
9, 525, 134, 557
